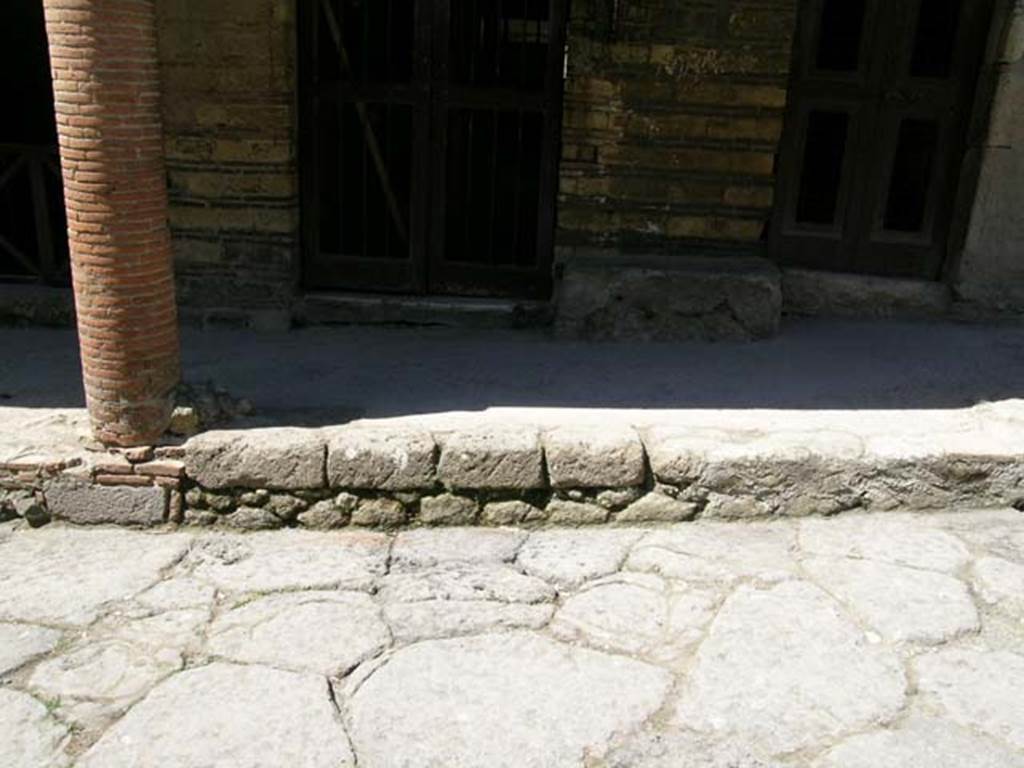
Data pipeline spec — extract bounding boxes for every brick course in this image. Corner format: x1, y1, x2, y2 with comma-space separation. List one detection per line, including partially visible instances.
42, 0, 180, 446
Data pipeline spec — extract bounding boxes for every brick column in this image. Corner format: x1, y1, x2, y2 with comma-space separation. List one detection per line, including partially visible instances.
43, 0, 180, 446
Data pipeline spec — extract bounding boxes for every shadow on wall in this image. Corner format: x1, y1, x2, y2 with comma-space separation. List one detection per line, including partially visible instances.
2, 318, 1024, 422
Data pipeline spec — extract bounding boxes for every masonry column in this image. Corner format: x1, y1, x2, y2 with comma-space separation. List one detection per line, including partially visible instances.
43, 0, 180, 446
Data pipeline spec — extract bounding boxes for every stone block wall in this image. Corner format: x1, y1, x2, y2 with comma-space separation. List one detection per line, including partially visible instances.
155, 0, 299, 322
556, 0, 797, 259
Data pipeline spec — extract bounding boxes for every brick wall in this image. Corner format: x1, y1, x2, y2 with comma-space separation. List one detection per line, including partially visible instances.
155, 0, 298, 320
557, 0, 797, 258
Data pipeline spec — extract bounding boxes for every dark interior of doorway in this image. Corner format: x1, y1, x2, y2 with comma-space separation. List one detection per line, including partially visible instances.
0, 0, 68, 285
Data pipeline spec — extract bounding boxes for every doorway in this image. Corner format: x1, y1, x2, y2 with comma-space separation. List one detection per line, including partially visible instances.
771, 0, 996, 279
299, 0, 569, 299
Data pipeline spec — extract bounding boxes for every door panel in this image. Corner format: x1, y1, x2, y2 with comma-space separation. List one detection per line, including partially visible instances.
772, 0, 994, 278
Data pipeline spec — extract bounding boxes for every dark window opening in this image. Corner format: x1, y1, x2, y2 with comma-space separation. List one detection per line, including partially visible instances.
795, 111, 849, 225
909, 0, 962, 79
883, 118, 938, 232
450, 0, 551, 89
815, 0, 866, 72
318, 0, 415, 85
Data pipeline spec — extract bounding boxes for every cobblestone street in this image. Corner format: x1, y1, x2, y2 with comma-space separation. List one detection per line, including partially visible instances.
1, 510, 1023, 767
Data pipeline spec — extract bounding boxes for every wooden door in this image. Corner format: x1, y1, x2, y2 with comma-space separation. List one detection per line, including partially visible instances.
771, 0, 995, 278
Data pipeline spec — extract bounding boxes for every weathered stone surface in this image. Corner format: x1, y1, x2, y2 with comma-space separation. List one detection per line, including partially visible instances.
800, 515, 971, 573
783, 269, 952, 319
550, 573, 718, 663
546, 498, 610, 525
0, 529, 192, 625
263, 493, 307, 521
325, 425, 436, 490
185, 530, 389, 593
77, 663, 355, 768
673, 581, 906, 755
184, 428, 326, 490
0, 689, 68, 768
815, 716, 1024, 768
554, 256, 782, 342
209, 591, 390, 676
543, 426, 645, 488
617, 492, 698, 522
378, 564, 555, 604
44, 477, 166, 526
803, 557, 979, 644
0, 623, 62, 675
599, 727, 787, 768
419, 493, 479, 525
627, 522, 798, 585
915, 649, 1024, 750
437, 426, 545, 490
222, 505, 283, 530
595, 487, 644, 510
391, 528, 526, 572
347, 632, 672, 768
134, 577, 216, 612
517, 528, 644, 590
973, 556, 1024, 616
481, 499, 544, 525
297, 498, 352, 529
351, 497, 407, 527
384, 601, 554, 643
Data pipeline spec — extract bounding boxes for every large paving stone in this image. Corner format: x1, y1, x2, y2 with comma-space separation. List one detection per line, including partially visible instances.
914, 649, 1024, 751
799, 515, 970, 573
802, 557, 979, 644
390, 527, 526, 572
208, 591, 390, 676
384, 601, 554, 643
814, 716, 1024, 768
627, 522, 798, 586
517, 528, 645, 590
973, 556, 1024, 616
378, 564, 555, 604
347, 632, 672, 768
550, 573, 718, 664
0, 623, 62, 675
543, 426, 645, 488
0, 529, 192, 626
673, 581, 906, 755
185, 530, 389, 593
77, 662, 355, 768
325, 425, 436, 490
184, 427, 326, 490
436, 425, 545, 490
0, 689, 68, 768
45, 477, 167, 526
599, 727, 787, 768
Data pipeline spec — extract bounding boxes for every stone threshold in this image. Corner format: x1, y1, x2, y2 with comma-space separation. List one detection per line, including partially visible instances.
2, 401, 1023, 531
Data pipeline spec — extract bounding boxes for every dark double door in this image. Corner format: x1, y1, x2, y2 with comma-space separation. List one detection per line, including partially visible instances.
772, 0, 995, 278
300, 0, 568, 298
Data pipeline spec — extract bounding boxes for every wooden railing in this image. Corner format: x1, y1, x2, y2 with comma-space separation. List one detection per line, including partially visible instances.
0, 142, 68, 284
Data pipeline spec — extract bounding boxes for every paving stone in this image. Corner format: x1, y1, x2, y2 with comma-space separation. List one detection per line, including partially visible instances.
550, 573, 718, 663
208, 591, 390, 676
325, 425, 436, 490
799, 515, 971, 573
0, 623, 62, 676
627, 522, 798, 586
546, 498, 610, 525
134, 576, 217, 612
914, 649, 1024, 750
347, 632, 672, 768
814, 716, 1024, 768
419, 492, 479, 525
351, 497, 407, 527
973, 556, 1024, 616
378, 564, 555, 604
672, 581, 906, 756
184, 428, 326, 490
803, 556, 980, 644
44, 477, 166, 526
481, 499, 544, 525
384, 601, 555, 643
76, 662, 355, 768
437, 425, 545, 490
617, 492, 698, 522
185, 530, 389, 593
517, 528, 644, 590
97, 608, 211, 655
543, 426, 645, 488
0, 528, 192, 626
0, 689, 69, 768
945, 511, 1024, 563
390, 527, 526, 572
599, 727, 787, 768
